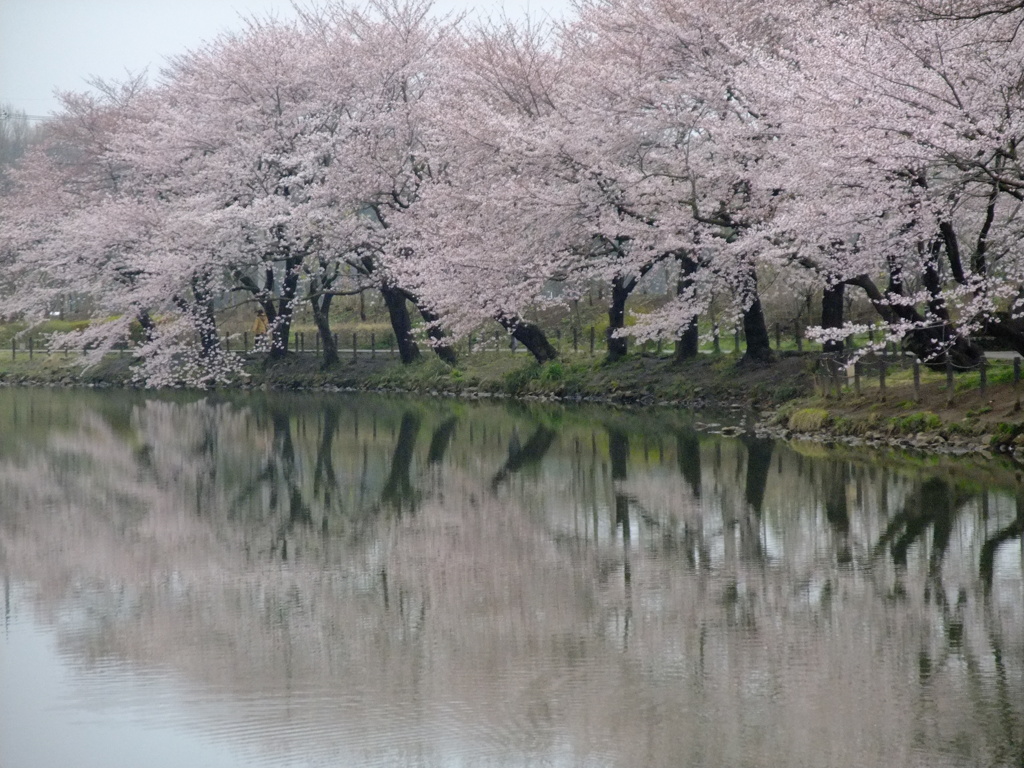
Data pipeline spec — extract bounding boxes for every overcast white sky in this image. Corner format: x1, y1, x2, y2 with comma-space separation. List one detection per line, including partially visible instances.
0, 0, 572, 119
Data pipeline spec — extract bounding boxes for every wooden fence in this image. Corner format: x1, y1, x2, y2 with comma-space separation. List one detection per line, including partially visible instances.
816, 352, 1022, 406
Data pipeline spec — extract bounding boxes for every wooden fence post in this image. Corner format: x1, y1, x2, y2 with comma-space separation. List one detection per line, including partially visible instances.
946, 357, 954, 406
352, 332, 358, 362
589, 326, 595, 356
1015, 357, 1021, 411
371, 332, 376, 357
913, 358, 920, 402
11, 338, 15, 361
28, 336, 33, 360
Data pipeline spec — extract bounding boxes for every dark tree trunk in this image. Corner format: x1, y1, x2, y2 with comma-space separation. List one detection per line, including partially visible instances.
176, 276, 220, 359
848, 272, 983, 370
674, 255, 700, 362
675, 321, 700, 362
196, 299, 220, 359
310, 293, 339, 368
821, 282, 845, 355
267, 258, 301, 360
418, 305, 458, 366
381, 285, 421, 364
741, 294, 773, 364
606, 275, 632, 362
498, 316, 558, 363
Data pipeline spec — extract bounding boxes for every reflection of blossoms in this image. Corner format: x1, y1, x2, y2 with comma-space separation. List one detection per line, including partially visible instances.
0, 391, 1021, 767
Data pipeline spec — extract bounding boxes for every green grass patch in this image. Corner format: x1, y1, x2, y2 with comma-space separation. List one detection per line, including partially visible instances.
788, 408, 831, 432
887, 411, 942, 435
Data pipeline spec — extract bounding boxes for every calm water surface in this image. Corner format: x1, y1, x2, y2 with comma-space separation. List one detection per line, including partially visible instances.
0, 388, 1022, 767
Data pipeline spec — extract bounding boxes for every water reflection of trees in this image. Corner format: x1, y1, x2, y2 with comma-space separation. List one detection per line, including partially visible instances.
0, 390, 1022, 768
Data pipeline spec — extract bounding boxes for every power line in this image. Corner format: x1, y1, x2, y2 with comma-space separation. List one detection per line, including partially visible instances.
0, 109, 52, 122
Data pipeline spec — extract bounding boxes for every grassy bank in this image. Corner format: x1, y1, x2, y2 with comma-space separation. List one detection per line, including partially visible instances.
0, 344, 812, 407
768, 356, 1024, 455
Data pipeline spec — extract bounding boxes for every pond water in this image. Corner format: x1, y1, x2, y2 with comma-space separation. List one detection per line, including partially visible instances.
0, 388, 1021, 768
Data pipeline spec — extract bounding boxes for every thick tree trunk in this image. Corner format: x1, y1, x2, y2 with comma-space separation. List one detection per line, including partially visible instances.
381, 285, 421, 364
674, 322, 700, 362
498, 316, 558, 363
606, 275, 632, 362
741, 294, 773, 364
310, 293, 339, 368
267, 259, 300, 360
674, 255, 700, 362
196, 299, 220, 359
821, 282, 845, 355
418, 305, 458, 366
175, 278, 220, 359
848, 272, 983, 370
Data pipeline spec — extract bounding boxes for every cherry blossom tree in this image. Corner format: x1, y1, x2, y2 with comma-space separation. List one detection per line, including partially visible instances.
387, 14, 570, 363
743, 0, 1023, 366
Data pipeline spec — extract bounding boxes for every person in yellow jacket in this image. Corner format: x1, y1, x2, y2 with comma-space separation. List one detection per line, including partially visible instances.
252, 307, 269, 336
